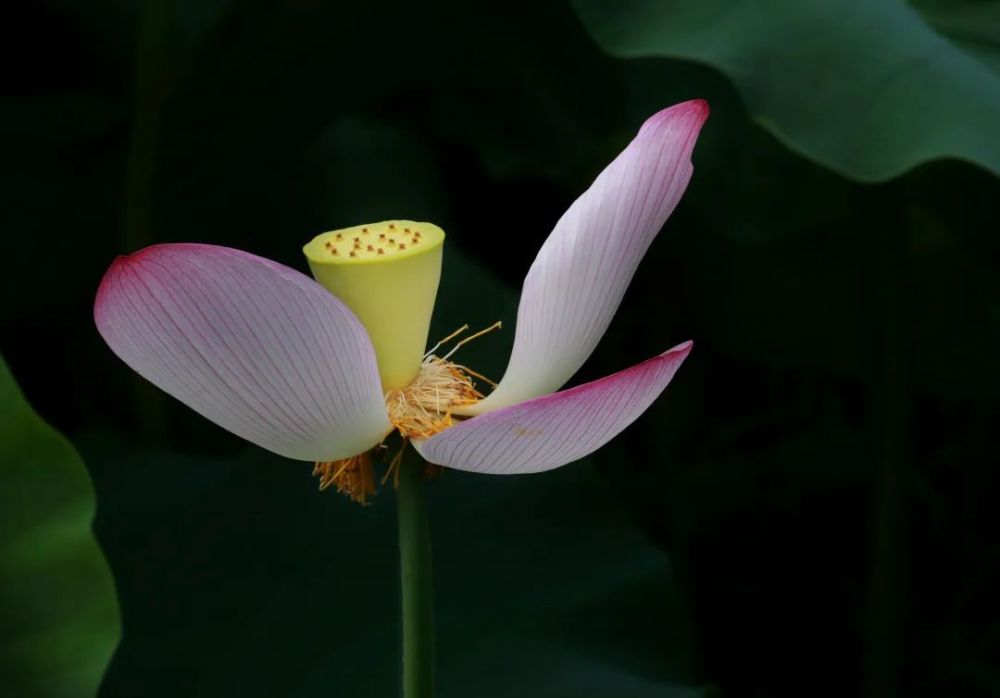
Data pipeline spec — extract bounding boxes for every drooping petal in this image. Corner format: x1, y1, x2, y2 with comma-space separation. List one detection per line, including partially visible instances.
413, 342, 691, 474
94, 243, 392, 462
461, 100, 707, 416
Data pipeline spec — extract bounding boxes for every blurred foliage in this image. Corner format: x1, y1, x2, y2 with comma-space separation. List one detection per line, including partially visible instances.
2, 0, 998, 697
79, 432, 704, 698
0, 358, 120, 698
573, 0, 1000, 181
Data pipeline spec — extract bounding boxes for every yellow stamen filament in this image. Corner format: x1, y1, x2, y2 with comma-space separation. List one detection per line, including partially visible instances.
423, 324, 469, 358
441, 321, 502, 361
455, 363, 498, 388
380, 439, 409, 487
312, 452, 375, 504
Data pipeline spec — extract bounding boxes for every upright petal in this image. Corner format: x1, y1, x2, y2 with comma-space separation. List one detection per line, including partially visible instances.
94, 243, 391, 462
461, 100, 707, 416
413, 342, 691, 474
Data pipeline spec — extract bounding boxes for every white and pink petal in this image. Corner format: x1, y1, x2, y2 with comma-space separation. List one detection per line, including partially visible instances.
414, 341, 692, 474
462, 100, 707, 416
94, 243, 391, 462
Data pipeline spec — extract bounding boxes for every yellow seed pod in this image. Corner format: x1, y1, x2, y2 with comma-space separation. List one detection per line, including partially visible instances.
303, 220, 444, 391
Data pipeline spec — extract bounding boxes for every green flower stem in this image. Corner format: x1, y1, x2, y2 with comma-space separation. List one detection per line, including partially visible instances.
396, 453, 436, 698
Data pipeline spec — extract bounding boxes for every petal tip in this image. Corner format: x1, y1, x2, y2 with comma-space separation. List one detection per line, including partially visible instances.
635, 101, 709, 164
94, 248, 158, 325
93, 244, 223, 332
658, 339, 693, 368
671, 98, 709, 123
116, 244, 160, 264
94, 256, 127, 327
103, 244, 173, 276
642, 99, 710, 136
669, 339, 694, 357
687, 98, 710, 119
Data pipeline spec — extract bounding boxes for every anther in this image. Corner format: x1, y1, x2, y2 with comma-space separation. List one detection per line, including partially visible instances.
404, 227, 410, 233
362, 227, 368, 233
389, 238, 395, 244
353, 237, 360, 242
377, 248, 385, 255
399, 243, 406, 250
367, 244, 374, 251
336, 233, 343, 240
389, 223, 396, 230
379, 233, 386, 240
349, 251, 356, 257
324, 241, 331, 248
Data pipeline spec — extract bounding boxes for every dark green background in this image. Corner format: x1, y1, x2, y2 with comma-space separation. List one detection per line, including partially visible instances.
3, 1, 998, 696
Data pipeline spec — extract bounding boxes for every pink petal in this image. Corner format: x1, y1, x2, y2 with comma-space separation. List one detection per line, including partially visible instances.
413, 342, 692, 474
462, 100, 707, 416
94, 243, 391, 461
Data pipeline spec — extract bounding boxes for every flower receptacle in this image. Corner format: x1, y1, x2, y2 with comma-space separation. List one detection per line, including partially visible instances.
304, 221, 444, 391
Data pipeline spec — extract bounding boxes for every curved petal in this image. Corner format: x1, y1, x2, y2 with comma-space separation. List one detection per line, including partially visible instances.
461, 100, 707, 416
94, 243, 391, 462
413, 342, 691, 474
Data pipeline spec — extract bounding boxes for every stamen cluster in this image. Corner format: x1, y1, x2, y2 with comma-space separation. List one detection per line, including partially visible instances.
385, 356, 485, 439
312, 323, 500, 503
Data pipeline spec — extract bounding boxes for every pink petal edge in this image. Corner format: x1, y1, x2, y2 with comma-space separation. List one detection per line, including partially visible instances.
413, 341, 693, 474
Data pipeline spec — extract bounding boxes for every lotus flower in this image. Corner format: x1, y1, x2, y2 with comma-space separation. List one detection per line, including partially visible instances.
94, 100, 708, 500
